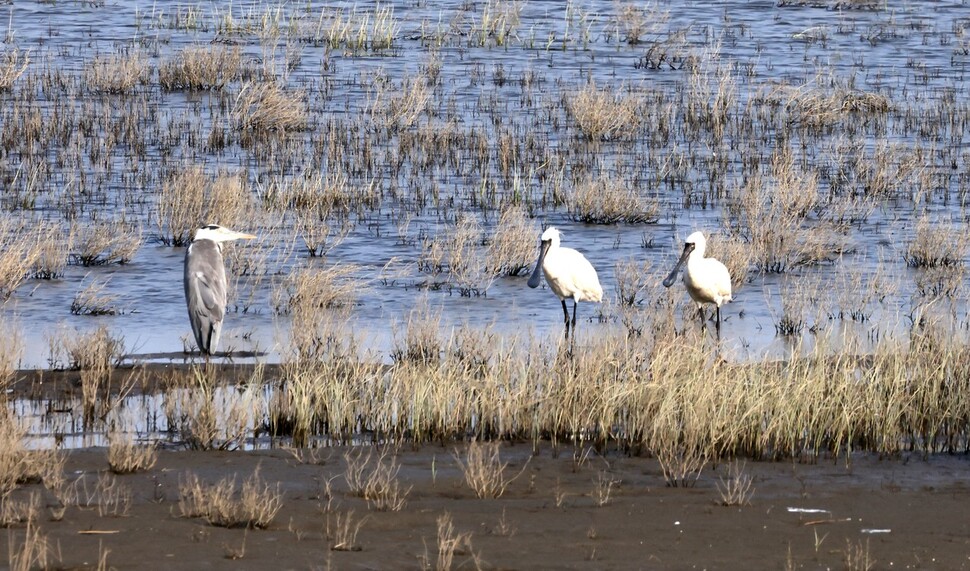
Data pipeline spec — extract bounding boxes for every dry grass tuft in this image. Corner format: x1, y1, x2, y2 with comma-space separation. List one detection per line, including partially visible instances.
379, 72, 433, 130
71, 276, 121, 316
0, 217, 44, 301
156, 165, 208, 246
70, 220, 141, 266
7, 521, 58, 571
391, 302, 442, 364
344, 447, 412, 511
486, 206, 538, 276
51, 325, 125, 425
786, 83, 891, 129
160, 45, 244, 90
284, 169, 354, 258
327, 510, 367, 552
155, 167, 254, 246
167, 368, 261, 451
656, 445, 708, 488
0, 48, 30, 91
0, 322, 21, 395
446, 214, 494, 296
430, 512, 477, 571
566, 82, 645, 141
57, 324, 125, 372
312, 4, 399, 52
107, 433, 158, 474
31, 225, 68, 279
274, 264, 363, 316
726, 146, 824, 273
905, 216, 965, 268
568, 174, 659, 224
178, 468, 282, 529
614, 258, 651, 307
453, 441, 526, 499
0, 411, 66, 528
610, 2, 670, 45
83, 50, 149, 93
716, 461, 754, 506
231, 82, 308, 134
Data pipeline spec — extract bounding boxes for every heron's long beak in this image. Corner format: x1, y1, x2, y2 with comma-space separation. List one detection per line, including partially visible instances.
527, 240, 551, 289
662, 242, 695, 288
225, 229, 257, 241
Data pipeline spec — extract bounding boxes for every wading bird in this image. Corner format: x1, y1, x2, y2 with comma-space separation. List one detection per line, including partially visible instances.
184, 224, 256, 356
662, 231, 732, 338
527, 227, 603, 335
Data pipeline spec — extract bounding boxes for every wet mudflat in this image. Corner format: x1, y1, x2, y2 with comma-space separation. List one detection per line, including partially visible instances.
6, 442, 970, 570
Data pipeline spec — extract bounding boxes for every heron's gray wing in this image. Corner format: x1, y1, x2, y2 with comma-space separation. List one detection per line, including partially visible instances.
184, 241, 227, 353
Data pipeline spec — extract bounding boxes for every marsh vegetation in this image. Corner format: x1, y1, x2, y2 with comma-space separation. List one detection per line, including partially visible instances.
2, 0, 970, 566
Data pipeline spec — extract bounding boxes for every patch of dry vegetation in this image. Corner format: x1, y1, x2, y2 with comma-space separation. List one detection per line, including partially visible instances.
0, 217, 43, 301
344, 447, 411, 511
231, 82, 308, 135
83, 50, 149, 94
70, 220, 141, 266
178, 468, 282, 529
565, 81, 645, 141
155, 166, 255, 246
0, 48, 30, 91
568, 174, 659, 224
160, 45, 244, 90
485, 206, 536, 276
107, 432, 158, 474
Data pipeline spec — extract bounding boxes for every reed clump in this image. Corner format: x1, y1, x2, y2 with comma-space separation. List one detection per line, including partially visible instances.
155, 167, 254, 246
568, 174, 659, 224
178, 468, 282, 529
70, 221, 141, 266
0, 217, 42, 301
726, 146, 825, 273
565, 82, 645, 141
71, 277, 120, 316
83, 50, 149, 94
159, 45, 244, 90
231, 82, 308, 135
905, 216, 965, 268
0, 48, 30, 91
485, 206, 536, 277
107, 433, 158, 474
343, 447, 411, 511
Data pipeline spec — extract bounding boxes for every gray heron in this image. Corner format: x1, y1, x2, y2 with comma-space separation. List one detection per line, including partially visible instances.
527, 227, 603, 335
662, 231, 732, 338
184, 224, 256, 355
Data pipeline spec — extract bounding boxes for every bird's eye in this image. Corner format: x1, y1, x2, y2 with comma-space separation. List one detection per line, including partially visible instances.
205, 224, 219, 230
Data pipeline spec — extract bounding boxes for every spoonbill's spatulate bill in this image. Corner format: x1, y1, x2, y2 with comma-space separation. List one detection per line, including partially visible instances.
527, 227, 603, 335
662, 231, 732, 337
184, 224, 256, 356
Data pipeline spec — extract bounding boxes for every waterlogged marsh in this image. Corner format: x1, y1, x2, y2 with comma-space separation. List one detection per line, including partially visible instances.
1, 0, 970, 449
1, 0, 968, 368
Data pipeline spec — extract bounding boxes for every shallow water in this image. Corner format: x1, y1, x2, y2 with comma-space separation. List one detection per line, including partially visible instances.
1, 0, 968, 375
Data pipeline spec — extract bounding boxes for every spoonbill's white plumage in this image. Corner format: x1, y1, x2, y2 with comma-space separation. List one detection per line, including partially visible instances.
662, 231, 732, 337
527, 227, 603, 334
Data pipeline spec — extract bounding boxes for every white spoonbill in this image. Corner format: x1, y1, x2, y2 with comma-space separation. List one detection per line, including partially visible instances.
527, 227, 603, 334
184, 224, 257, 356
662, 231, 732, 337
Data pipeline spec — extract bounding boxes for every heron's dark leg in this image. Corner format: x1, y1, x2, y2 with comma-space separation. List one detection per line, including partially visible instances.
715, 305, 722, 339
